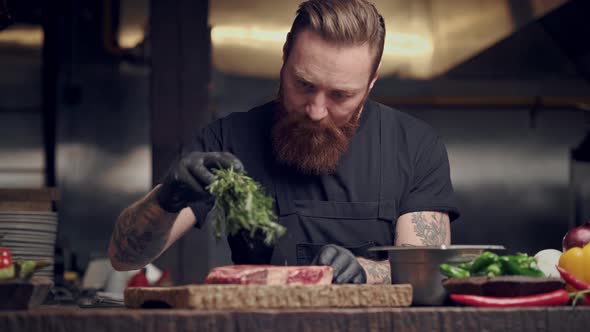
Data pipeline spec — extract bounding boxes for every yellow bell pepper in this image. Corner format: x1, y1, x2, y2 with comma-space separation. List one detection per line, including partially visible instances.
558, 242, 590, 285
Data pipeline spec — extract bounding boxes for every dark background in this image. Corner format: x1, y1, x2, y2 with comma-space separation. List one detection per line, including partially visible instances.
1, 0, 589, 284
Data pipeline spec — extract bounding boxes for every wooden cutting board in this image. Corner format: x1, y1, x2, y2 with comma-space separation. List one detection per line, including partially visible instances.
124, 284, 413, 309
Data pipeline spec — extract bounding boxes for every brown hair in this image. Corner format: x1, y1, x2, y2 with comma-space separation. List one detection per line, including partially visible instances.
284, 0, 386, 77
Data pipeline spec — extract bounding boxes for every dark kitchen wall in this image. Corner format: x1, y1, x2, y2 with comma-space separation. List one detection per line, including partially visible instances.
0, 32, 44, 188
407, 106, 586, 254
53, 0, 153, 272
8, 0, 154, 273
209, 71, 590, 258
2, 0, 589, 285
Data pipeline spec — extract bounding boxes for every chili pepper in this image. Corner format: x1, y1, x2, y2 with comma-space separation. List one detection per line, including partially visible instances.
440, 263, 470, 278
558, 243, 590, 286
556, 265, 590, 290
457, 261, 473, 271
484, 262, 504, 277
470, 251, 500, 273
500, 255, 545, 277
450, 289, 570, 307
0, 247, 14, 280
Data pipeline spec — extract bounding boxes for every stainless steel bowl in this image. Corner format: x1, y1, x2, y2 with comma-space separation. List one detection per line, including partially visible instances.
368, 245, 505, 306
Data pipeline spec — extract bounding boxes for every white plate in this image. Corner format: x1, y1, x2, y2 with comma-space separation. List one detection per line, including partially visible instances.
0, 220, 58, 226
0, 214, 57, 219
11, 256, 54, 261
0, 219, 57, 225
0, 239, 56, 246
3, 243, 54, 250
0, 213, 57, 218
2, 233, 56, 240
9, 249, 54, 254
0, 224, 57, 232
6, 252, 54, 258
0, 211, 57, 217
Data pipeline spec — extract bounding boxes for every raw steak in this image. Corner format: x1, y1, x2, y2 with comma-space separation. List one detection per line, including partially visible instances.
204, 265, 333, 285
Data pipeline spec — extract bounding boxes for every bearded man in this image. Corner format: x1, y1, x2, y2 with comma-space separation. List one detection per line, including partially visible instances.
108, 0, 459, 284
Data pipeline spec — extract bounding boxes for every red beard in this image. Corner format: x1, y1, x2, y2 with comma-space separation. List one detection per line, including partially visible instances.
271, 100, 363, 175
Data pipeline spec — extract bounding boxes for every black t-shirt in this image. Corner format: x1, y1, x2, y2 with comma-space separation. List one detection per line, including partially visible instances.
188, 99, 460, 232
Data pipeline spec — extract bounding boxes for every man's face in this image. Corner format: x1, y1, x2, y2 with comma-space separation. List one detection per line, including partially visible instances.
272, 28, 378, 175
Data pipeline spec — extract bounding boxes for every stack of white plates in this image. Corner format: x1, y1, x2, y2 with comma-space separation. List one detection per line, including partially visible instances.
0, 211, 57, 279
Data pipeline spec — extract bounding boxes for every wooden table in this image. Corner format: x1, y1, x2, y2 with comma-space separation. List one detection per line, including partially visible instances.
1, 306, 589, 332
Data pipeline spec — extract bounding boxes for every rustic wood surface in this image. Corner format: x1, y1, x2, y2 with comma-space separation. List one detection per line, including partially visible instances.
1, 306, 589, 332
124, 284, 413, 309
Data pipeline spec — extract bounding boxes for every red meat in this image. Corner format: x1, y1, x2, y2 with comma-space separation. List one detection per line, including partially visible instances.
204, 265, 333, 285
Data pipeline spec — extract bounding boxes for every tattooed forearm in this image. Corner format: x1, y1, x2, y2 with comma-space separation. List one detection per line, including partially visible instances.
110, 189, 176, 267
408, 212, 450, 246
357, 258, 391, 284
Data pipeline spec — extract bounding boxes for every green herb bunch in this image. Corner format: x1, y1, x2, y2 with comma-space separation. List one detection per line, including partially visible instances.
207, 167, 285, 245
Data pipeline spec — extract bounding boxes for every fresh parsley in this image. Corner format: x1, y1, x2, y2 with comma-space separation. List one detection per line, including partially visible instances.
207, 167, 285, 245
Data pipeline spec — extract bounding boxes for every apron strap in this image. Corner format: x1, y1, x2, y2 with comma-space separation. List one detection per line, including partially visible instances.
273, 167, 296, 216
378, 106, 396, 220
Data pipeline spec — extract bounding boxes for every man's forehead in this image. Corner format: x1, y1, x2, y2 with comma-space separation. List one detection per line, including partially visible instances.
291, 66, 366, 92
287, 29, 373, 91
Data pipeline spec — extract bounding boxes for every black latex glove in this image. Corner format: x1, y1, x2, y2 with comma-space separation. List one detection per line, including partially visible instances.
312, 244, 367, 284
156, 151, 244, 213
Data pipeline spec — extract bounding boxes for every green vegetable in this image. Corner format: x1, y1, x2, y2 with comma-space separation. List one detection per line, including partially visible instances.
207, 167, 286, 245
440, 263, 471, 278
500, 254, 545, 277
0, 265, 14, 280
439, 251, 545, 279
484, 262, 504, 277
458, 261, 474, 271
14, 259, 53, 279
470, 251, 500, 273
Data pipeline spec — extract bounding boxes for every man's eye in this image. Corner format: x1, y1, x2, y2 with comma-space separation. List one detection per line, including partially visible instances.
299, 80, 312, 88
332, 92, 349, 100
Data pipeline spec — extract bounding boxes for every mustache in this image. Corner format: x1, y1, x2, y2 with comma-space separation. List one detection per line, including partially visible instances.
271, 103, 360, 175
274, 109, 347, 139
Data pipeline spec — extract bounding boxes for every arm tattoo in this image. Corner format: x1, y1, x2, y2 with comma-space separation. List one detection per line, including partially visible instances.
408, 212, 449, 246
357, 258, 391, 284
111, 191, 175, 266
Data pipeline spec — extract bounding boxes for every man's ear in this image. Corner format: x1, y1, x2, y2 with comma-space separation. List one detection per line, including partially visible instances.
368, 62, 381, 91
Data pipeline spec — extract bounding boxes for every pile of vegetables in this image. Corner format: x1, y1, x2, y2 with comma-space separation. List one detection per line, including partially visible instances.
0, 247, 52, 282
440, 251, 544, 278
207, 167, 285, 245
444, 221, 590, 307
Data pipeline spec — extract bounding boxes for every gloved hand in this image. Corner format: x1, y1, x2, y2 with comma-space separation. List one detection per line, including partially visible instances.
156, 151, 244, 213
312, 244, 367, 284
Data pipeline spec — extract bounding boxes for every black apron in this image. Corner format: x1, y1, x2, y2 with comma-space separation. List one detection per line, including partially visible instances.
269, 109, 396, 265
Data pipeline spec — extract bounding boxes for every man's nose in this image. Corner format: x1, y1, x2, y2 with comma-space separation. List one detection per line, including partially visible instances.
305, 93, 328, 122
